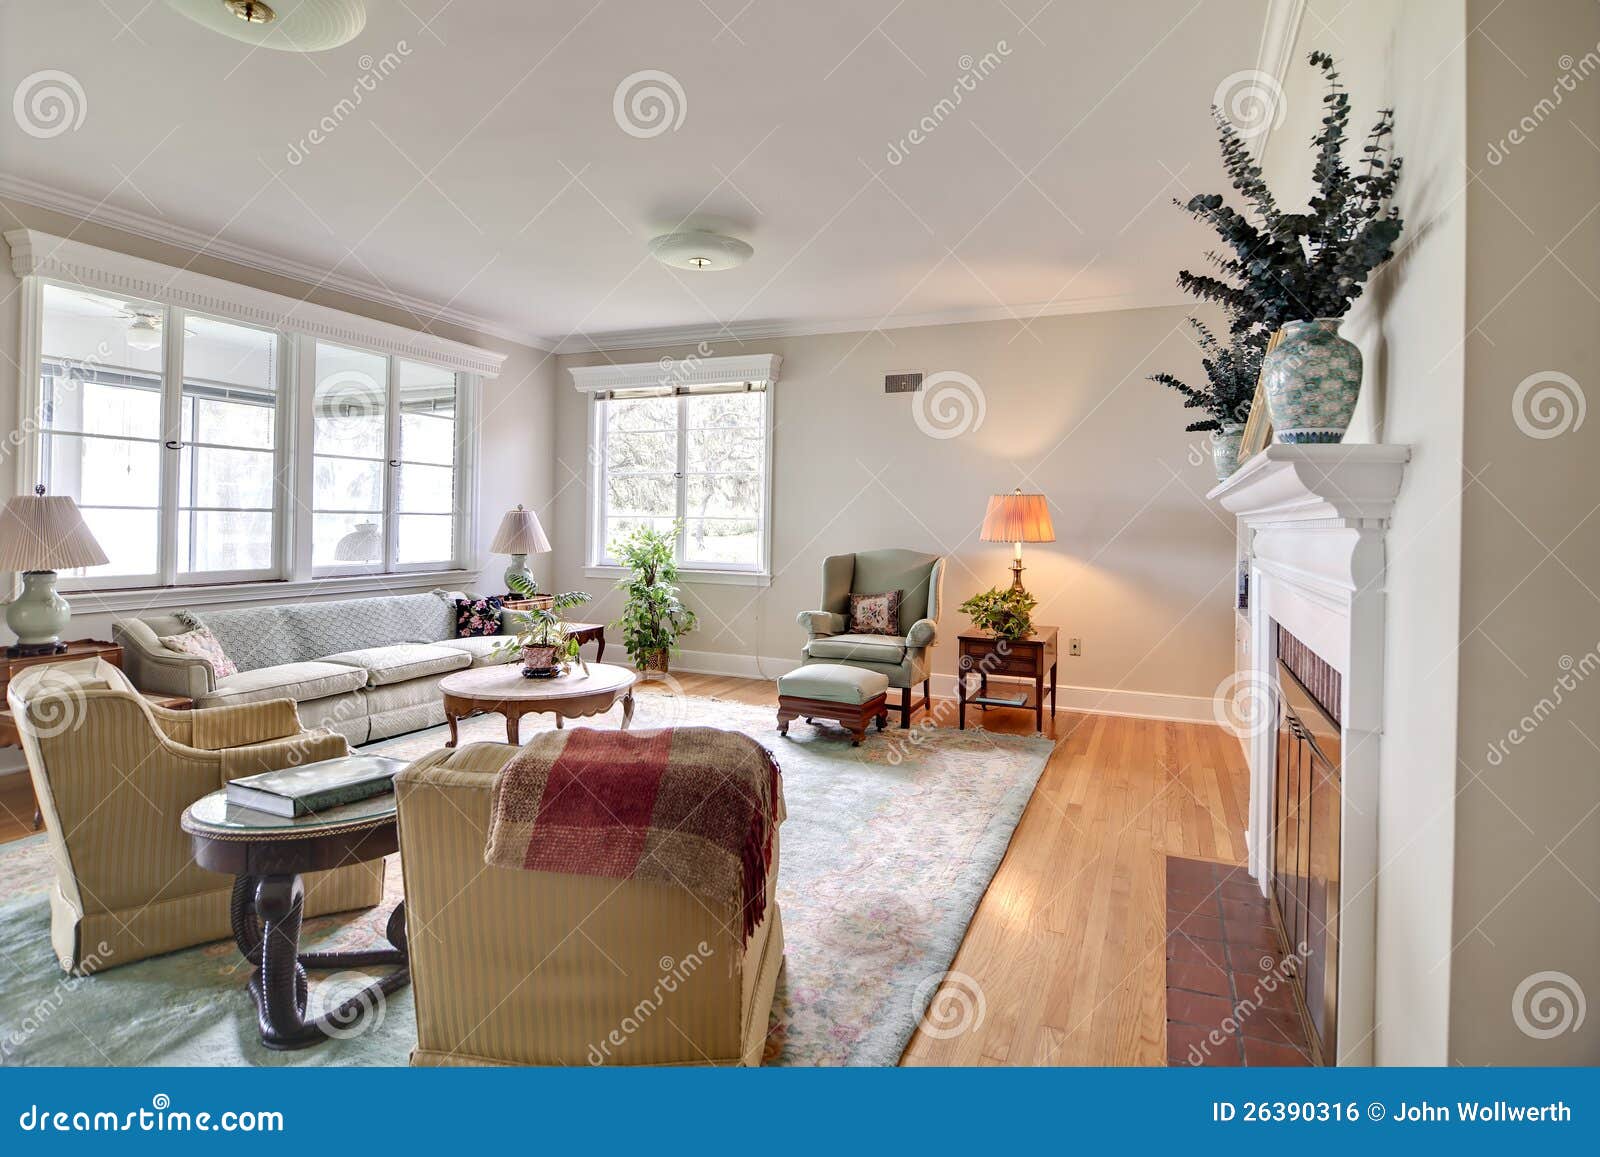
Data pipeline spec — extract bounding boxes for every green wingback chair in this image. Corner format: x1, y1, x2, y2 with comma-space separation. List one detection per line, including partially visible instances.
796, 549, 945, 727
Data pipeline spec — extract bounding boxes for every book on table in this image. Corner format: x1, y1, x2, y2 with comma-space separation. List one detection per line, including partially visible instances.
225, 755, 408, 818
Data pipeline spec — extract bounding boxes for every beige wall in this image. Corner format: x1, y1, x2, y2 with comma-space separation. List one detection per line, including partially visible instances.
1450, 0, 1600, 1065
555, 305, 1239, 716
0, 197, 559, 651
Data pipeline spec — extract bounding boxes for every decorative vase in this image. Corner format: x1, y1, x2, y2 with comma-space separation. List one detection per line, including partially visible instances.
1211, 423, 1246, 480
1263, 318, 1363, 443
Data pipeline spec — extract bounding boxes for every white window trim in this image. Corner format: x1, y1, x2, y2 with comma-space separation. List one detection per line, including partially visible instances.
573, 354, 779, 584
6, 230, 502, 599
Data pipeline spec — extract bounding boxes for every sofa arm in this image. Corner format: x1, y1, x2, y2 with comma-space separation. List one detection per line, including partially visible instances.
112, 618, 215, 698
185, 698, 304, 751
797, 610, 848, 638
218, 728, 350, 783
906, 618, 938, 649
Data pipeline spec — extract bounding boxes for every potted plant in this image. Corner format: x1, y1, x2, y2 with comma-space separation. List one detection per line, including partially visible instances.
1149, 318, 1267, 479
495, 582, 592, 676
959, 586, 1038, 642
611, 522, 697, 677
1174, 51, 1403, 443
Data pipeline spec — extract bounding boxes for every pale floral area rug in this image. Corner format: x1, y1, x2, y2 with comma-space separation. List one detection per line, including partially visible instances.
0, 691, 1050, 1067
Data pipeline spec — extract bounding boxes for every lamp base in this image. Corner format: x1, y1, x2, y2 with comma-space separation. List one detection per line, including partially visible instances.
503, 554, 535, 596
1008, 559, 1027, 596
5, 570, 71, 654
6, 642, 68, 659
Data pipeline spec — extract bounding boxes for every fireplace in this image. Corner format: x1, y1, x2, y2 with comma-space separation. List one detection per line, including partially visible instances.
1271, 622, 1342, 1064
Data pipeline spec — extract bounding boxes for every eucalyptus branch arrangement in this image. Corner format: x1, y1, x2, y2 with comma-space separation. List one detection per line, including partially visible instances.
1149, 318, 1268, 432
1174, 51, 1404, 328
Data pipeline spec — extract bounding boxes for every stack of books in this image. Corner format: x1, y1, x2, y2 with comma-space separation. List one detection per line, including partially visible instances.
225, 755, 407, 818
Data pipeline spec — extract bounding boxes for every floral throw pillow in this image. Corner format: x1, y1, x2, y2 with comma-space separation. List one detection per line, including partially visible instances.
157, 626, 238, 679
455, 596, 504, 638
848, 590, 902, 637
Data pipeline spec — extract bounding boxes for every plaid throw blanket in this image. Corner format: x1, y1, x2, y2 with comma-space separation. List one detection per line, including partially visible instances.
484, 727, 783, 942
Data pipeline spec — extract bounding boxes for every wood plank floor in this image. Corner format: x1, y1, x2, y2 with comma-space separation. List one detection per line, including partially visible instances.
0, 670, 1250, 1066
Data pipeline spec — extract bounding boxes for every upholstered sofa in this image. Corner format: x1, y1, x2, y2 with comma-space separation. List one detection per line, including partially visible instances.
7, 658, 382, 974
114, 591, 518, 746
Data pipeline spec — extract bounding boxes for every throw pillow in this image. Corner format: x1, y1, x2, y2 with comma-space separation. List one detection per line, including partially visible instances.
455, 596, 504, 638
157, 626, 238, 679
848, 590, 902, 637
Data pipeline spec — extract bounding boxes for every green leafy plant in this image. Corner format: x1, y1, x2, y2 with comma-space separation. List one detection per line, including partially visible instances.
1149, 318, 1268, 432
494, 588, 593, 669
611, 522, 697, 671
1174, 51, 1404, 330
959, 587, 1038, 642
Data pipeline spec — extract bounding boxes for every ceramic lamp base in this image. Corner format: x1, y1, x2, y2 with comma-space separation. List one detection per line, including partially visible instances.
503, 554, 534, 595
6, 570, 71, 653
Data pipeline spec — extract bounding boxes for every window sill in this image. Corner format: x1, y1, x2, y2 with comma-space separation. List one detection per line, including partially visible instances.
62, 569, 480, 616
583, 565, 771, 588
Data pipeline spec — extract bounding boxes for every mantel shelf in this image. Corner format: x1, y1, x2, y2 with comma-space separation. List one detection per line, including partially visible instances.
1207, 443, 1412, 528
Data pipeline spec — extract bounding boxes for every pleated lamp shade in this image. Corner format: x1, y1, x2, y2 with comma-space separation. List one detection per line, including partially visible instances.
980, 490, 1055, 544
0, 488, 109, 572
489, 504, 551, 555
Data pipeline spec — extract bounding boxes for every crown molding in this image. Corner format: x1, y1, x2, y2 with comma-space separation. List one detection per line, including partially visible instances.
1252, 0, 1308, 163
0, 173, 553, 352
569, 353, 781, 393
7, 228, 509, 378
550, 288, 1193, 355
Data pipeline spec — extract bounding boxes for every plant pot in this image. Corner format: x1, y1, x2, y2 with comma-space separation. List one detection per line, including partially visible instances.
521, 643, 558, 671
638, 648, 670, 678
1263, 318, 1363, 443
1211, 423, 1246, 480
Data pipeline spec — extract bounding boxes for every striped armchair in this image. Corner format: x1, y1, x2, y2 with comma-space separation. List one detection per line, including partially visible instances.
396, 742, 785, 1066
7, 658, 384, 975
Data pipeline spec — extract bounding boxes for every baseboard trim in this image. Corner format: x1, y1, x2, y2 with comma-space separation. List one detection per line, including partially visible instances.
637, 650, 1220, 725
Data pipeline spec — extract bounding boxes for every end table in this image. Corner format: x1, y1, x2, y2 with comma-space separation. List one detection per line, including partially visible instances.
957, 626, 1058, 733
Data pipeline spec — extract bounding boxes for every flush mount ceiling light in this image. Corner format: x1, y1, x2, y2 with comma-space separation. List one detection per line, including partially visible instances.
124, 310, 163, 351
647, 230, 753, 272
164, 0, 366, 51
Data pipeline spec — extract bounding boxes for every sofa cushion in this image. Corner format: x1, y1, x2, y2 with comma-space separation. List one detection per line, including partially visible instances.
435, 636, 519, 668
199, 661, 369, 707
804, 634, 908, 665
455, 597, 503, 638
322, 643, 470, 687
181, 591, 457, 672
778, 664, 889, 704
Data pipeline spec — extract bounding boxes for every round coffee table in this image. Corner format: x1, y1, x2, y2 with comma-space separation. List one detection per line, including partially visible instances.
439, 662, 637, 746
180, 762, 410, 1051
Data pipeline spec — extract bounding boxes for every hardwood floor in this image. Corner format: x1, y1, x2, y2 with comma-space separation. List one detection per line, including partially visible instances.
0, 670, 1250, 1067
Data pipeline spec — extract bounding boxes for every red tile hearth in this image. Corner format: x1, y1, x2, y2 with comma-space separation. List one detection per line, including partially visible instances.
1164, 856, 1315, 1067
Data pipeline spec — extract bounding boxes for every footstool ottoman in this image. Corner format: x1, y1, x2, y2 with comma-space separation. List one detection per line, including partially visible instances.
776, 664, 890, 746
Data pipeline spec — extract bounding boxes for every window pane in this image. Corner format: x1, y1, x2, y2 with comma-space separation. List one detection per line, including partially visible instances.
603, 518, 676, 560
41, 283, 164, 376
397, 463, 453, 514
686, 426, 763, 473
183, 315, 276, 392
607, 396, 676, 432
686, 474, 762, 519
183, 395, 275, 450
606, 474, 676, 518
179, 511, 273, 574
313, 344, 387, 458
607, 430, 676, 473
397, 514, 453, 564
314, 514, 384, 567
42, 432, 160, 509
181, 447, 275, 510
314, 456, 383, 511
398, 361, 456, 466
75, 507, 159, 578
684, 518, 759, 566
42, 374, 162, 439
685, 392, 761, 429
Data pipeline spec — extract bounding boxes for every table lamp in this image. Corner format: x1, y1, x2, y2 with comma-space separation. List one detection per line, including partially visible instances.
0, 485, 110, 656
489, 504, 551, 594
980, 488, 1055, 595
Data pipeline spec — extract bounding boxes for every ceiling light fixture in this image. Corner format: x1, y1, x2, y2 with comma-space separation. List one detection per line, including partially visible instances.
647, 230, 753, 272
125, 312, 163, 352
225, 0, 275, 23
164, 0, 365, 51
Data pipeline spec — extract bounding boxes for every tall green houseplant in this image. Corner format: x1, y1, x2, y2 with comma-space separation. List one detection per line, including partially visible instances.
611, 523, 697, 675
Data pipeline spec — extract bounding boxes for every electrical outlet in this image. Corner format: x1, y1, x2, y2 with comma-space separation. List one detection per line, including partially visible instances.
1069, 637, 1082, 657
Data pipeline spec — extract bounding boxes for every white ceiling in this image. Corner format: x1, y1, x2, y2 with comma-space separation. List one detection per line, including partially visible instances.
0, 0, 1270, 350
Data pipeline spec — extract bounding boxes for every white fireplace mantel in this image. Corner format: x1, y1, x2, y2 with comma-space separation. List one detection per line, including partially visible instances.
1208, 442, 1410, 1066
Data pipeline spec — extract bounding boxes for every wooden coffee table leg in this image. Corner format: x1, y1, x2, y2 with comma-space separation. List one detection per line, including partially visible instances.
250, 874, 323, 1051
445, 707, 460, 749
621, 690, 635, 730
506, 708, 520, 745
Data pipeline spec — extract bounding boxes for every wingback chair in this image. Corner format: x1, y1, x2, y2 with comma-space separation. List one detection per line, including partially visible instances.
796, 548, 945, 727
8, 658, 385, 975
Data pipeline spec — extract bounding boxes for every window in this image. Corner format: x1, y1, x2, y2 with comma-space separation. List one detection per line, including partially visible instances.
580, 354, 777, 580
312, 344, 460, 575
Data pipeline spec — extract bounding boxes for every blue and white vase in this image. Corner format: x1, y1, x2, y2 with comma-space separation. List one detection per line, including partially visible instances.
1263, 318, 1362, 443
1211, 423, 1245, 481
